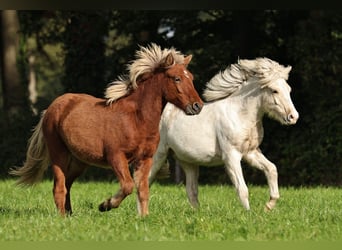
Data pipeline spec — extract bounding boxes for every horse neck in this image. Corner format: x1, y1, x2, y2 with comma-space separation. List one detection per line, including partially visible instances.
126, 74, 164, 129
230, 81, 265, 124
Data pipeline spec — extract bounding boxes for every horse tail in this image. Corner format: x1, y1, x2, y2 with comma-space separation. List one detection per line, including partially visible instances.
9, 111, 50, 186
155, 160, 171, 180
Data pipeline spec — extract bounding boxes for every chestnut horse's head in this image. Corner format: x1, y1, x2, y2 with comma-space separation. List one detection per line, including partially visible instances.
160, 53, 203, 115
105, 43, 203, 114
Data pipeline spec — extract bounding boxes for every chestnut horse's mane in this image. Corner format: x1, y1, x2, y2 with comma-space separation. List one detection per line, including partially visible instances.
105, 43, 186, 105
203, 57, 292, 102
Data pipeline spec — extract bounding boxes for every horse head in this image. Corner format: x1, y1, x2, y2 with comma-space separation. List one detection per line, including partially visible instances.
262, 76, 299, 125
159, 52, 203, 115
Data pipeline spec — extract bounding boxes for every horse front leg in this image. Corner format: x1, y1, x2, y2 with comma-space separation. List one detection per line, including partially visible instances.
99, 153, 135, 212
134, 158, 153, 216
223, 149, 250, 210
243, 149, 279, 211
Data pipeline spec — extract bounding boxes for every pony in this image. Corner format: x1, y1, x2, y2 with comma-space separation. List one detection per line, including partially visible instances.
10, 43, 203, 216
149, 57, 299, 211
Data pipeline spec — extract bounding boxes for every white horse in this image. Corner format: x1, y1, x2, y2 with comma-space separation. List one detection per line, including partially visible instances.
149, 57, 299, 211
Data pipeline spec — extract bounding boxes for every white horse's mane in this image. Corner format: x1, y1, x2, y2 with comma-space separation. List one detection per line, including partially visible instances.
105, 43, 186, 105
203, 57, 292, 102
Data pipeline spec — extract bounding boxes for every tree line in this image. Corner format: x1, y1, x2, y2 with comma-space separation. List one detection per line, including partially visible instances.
0, 10, 341, 185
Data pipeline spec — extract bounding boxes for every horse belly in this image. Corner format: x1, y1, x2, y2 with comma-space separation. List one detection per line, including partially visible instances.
164, 103, 222, 166
61, 124, 109, 166
168, 130, 222, 166
173, 148, 223, 166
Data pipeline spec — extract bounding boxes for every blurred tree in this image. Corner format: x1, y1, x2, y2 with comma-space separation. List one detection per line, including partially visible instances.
62, 11, 111, 97
17, 10, 65, 112
0, 10, 29, 121
278, 10, 342, 185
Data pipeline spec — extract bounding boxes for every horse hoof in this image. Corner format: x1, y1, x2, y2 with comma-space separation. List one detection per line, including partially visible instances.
264, 198, 277, 211
264, 203, 275, 212
264, 205, 271, 212
98, 203, 112, 212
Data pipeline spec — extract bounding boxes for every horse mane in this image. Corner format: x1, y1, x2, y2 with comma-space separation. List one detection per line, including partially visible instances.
105, 43, 186, 105
203, 57, 292, 102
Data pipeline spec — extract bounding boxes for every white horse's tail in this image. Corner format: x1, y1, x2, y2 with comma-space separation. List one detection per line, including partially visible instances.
155, 160, 170, 180
9, 111, 50, 186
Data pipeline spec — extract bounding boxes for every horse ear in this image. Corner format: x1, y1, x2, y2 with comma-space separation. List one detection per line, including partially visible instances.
183, 55, 192, 67
162, 53, 175, 68
285, 66, 292, 74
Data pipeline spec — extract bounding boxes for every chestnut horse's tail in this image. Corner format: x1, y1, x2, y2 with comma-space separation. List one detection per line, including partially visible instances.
9, 111, 50, 186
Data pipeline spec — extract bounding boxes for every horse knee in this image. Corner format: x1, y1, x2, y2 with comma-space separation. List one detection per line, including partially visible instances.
267, 164, 278, 178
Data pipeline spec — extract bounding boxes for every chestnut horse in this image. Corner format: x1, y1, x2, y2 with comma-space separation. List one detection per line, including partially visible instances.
10, 43, 203, 216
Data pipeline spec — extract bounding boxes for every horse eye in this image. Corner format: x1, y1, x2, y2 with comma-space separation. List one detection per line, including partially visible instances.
174, 77, 181, 83
272, 90, 278, 94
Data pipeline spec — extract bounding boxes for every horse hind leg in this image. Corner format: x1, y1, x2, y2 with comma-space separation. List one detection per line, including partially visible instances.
65, 158, 88, 215
39, 115, 69, 216
181, 161, 200, 208
51, 160, 69, 216
46, 135, 77, 216
99, 153, 135, 212
52, 156, 87, 216
148, 141, 170, 186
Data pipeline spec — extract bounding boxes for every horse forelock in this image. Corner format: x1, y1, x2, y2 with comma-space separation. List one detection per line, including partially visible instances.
203, 57, 291, 102
104, 43, 186, 105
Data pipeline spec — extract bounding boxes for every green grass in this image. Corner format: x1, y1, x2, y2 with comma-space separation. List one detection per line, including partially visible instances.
0, 179, 341, 241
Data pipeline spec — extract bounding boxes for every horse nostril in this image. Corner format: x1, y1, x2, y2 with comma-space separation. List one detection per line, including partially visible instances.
192, 102, 202, 112
287, 112, 299, 123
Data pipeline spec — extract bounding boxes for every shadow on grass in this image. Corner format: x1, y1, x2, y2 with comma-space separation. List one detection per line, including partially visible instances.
0, 206, 54, 217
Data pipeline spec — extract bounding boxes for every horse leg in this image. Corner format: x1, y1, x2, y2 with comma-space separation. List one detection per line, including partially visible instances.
223, 149, 250, 210
133, 158, 153, 216
52, 163, 68, 216
180, 162, 200, 208
99, 153, 135, 212
65, 158, 88, 215
243, 149, 279, 211
46, 135, 71, 216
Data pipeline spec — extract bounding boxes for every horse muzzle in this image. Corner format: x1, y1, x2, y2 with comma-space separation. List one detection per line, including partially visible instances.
185, 102, 203, 115
285, 111, 299, 125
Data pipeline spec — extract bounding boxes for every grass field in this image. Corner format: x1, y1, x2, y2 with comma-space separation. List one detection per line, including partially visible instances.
0, 179, 341, 241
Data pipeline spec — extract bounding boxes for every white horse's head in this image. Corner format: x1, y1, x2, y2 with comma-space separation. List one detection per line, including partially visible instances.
203, 57, 299, 125
234, 57, 299, 125
261, 77, 299, 125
